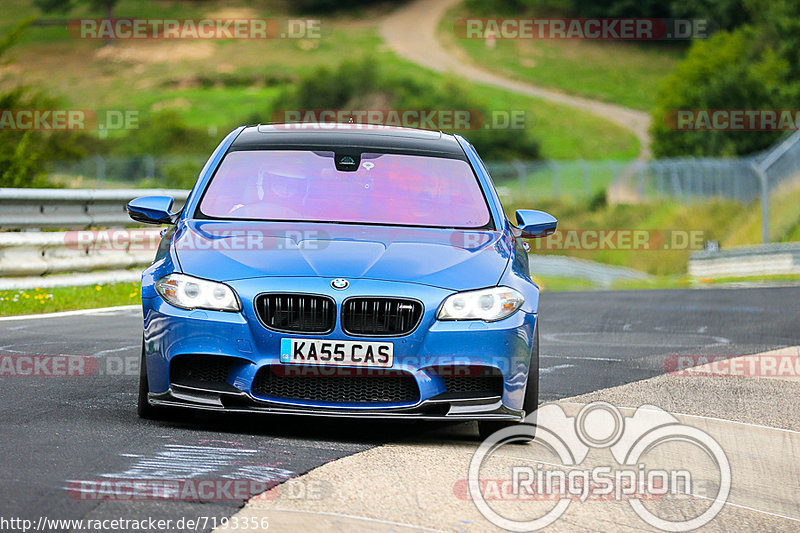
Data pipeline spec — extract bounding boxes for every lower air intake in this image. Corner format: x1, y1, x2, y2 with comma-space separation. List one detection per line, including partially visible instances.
251, 365, 420, 405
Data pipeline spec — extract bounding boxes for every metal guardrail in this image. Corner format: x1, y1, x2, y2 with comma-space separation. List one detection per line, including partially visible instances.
2, 187, 798, 282
0, 229, 162, 277
529, 254, 650, 287
0, 188, 190, 230
688, 242, 800, 278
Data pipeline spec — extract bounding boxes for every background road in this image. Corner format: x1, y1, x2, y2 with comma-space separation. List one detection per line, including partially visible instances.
380, 0, 652, 157
1, 287, 798, 531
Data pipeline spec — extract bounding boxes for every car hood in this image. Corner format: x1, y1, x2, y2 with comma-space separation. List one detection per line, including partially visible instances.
173, 220, 511, 291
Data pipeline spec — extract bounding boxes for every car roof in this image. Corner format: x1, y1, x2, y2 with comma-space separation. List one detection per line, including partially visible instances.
228, 123, 467, 158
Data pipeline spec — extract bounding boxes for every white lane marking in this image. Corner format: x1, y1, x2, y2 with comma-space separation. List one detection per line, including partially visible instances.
540, 364, 574, 374
265, 508, 451, 533
94, 444, 294, 482
559, 401, 800, 436
93, 345, 139, 357
0, 305, 140, 322
702, 501, 800, 523
0, 341, 78, 353
541, 355, 624, 362
543, 331, 731, 347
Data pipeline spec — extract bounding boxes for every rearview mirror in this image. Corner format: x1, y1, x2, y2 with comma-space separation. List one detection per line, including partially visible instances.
514, 209, 557, 239
126, 196, 177, 225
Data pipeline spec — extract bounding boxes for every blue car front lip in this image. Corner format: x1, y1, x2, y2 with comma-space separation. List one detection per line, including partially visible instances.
142, 276, 537, 418
149, 390, 522, 421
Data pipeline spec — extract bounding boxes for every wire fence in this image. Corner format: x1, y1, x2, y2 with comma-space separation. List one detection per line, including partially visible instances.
486, 158, 766, 202
47, 130, 800, 202
47, 155, 207, 187
44, 130, 800, 243
486, 130, 800, 204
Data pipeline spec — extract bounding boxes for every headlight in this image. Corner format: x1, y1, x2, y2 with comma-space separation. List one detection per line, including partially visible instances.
155, 273, 240, 312
437, 287, 524, 321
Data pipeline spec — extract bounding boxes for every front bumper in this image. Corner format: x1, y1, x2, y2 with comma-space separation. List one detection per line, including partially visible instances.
149, 387, 523, 420
142, 277, 538, 420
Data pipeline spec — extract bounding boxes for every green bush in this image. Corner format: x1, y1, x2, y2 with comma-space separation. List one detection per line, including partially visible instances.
291, 0, 405, 14
0, 21, 89, 188
650, 28, 785, 157
107, 110, 215, 157
161, 158, 204, 189
650, 1, 800, 157
464, 0, 750, 31
273, 58, 541, 161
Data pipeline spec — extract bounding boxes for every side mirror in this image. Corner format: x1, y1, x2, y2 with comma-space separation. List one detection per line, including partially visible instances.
126, 196, 177, 225
514, 209, 557, 239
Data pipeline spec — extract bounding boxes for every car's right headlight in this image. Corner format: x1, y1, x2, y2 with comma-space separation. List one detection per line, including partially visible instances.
437, 286, 524, 322
155, 273, 240, 312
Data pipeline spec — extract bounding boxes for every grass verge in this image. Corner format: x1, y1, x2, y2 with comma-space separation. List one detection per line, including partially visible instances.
2, 273, 798, 318
1, 0, 639, 161
537, 274, 800, 292
0, 282, 139, 316
438, 2, 682, 110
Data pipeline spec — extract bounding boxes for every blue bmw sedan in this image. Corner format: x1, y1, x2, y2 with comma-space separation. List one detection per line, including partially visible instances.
127, 123, 557, 438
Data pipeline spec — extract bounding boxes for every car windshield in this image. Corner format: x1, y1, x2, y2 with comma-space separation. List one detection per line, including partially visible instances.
198, 150, 492, 228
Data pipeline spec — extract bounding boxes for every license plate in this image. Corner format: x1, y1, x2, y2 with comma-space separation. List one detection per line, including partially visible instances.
280, 338, 393, 367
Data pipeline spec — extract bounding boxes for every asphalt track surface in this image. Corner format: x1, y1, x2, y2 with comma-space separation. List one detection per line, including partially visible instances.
1, 286, 799, 532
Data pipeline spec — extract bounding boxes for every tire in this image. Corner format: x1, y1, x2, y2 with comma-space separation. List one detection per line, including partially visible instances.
137, 340, 165, 420
478, 323, 539, 441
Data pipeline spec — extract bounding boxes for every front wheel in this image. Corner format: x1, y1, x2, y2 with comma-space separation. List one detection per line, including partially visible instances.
137, 340, 166, 420
477, 322, 539, 441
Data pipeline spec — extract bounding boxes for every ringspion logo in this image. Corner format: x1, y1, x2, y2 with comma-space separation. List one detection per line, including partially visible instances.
469, 402, 730, 531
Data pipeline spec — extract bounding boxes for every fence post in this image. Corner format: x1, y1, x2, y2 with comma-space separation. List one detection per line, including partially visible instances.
512, 160, 526, 188
551, 161, 560, 198
635, 161, 645, 198
654, 161, 664, 198
144, 155, 155, 180
750, 162, 769, 244
93, 155, 106, 183
581, 160, 591, 197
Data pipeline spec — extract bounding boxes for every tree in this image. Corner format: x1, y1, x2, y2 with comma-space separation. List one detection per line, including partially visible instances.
650, 0, 800, 157
35, 0, 120, 45
35, 0, 118, 18
0, 20, 89, 187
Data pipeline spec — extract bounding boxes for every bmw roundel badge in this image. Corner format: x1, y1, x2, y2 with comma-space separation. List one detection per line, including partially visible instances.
331, 278, 350, 290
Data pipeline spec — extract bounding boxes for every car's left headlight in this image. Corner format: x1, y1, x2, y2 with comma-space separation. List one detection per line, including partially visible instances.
437, 286, 524, 321
155, 273, 241, 312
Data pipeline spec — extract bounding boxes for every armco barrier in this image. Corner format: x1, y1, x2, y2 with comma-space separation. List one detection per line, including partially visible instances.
689, 243, 800, 278
0, 188, 189, 230
0, 229, 162, 276
0, 188, 188, 278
